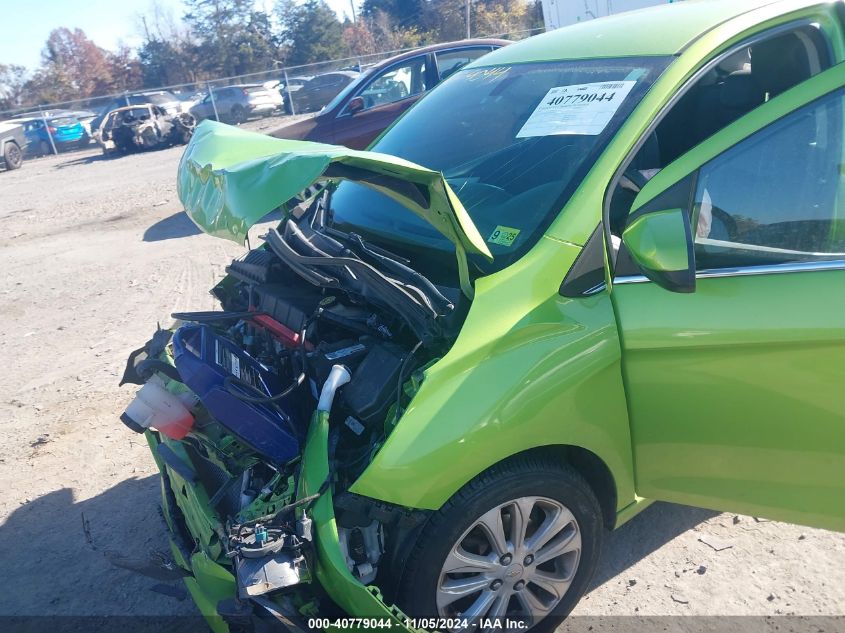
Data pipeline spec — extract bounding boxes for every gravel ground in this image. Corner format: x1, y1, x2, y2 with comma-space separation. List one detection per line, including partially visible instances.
0, 119, 843, 629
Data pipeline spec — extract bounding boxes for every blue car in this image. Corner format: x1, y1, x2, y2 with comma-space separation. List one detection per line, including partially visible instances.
19, 115, 89, 156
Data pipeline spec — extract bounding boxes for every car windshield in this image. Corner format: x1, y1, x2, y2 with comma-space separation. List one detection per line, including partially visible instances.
328, 57, 672, 276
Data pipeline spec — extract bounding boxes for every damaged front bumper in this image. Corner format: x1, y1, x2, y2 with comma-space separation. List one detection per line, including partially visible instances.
147, 409, 419, 633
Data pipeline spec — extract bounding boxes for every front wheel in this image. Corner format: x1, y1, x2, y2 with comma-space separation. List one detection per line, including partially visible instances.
4, 142, 23, 170
396, 456, 603, 633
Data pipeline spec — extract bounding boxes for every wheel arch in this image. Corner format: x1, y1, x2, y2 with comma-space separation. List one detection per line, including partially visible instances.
387, 443, 610, 624
536, 444, 618, 529
445, 444, 619, 530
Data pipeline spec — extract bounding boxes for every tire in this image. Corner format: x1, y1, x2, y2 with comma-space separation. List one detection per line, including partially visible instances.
4, 142, 23, 170
230, 105, 246, 125
396, 455, 603, 633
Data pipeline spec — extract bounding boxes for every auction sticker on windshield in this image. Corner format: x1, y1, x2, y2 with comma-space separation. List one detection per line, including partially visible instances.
517, 81, 636, 138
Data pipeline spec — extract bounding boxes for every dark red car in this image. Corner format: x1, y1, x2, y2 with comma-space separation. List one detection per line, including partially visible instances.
270, 39, 509, 150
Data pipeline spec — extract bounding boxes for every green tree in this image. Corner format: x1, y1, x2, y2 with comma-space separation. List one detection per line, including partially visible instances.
276, 0, 345, 66
184, 0, 278, 76
367, 10, 427, 51
0, 64, 28, 111
138, 1, 205, 86
420, 0, 467, 41
360, 0, 426, 30
473, 0, 528, 38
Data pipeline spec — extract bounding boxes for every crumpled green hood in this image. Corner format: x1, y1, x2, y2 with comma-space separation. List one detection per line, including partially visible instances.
177, 122, 493, 290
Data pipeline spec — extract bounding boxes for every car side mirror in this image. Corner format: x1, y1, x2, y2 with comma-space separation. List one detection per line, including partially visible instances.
622, 207, 696, 293
348, 97, 365, 114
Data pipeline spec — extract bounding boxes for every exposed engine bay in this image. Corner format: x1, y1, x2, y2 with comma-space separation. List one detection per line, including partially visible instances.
120, 191, 466, 618
96, 104, 195, 155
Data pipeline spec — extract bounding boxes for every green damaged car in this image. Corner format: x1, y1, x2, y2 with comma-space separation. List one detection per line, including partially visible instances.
121, 0, 845, 630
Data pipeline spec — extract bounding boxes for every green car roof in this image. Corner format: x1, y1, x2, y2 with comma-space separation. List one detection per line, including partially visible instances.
471, 0, 782, 64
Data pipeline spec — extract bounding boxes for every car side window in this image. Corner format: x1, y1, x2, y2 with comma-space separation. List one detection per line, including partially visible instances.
436, 48, 491, 80
353, 58, 427, 112
608, 25, 832, 243
691, 88, 844, 270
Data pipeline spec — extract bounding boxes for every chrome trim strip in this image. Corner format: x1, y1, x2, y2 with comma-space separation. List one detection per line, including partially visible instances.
583, 282, 607, 295
614, 259, 845, 285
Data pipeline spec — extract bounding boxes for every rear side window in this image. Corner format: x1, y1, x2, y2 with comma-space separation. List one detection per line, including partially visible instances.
657, 26, 831, 166
692, 88, 845, 270
436, 48, 492, 80
608, 24, 832, 242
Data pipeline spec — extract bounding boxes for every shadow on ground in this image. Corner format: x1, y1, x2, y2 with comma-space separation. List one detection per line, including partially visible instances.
0, 475, 198, 622
589, 501, 717, 590
1, 465, 713, 624
143, 212, 202, 242
53, 153, 110, 169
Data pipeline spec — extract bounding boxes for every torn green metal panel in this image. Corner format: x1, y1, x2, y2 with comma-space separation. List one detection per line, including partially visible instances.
178, 121, 492, 296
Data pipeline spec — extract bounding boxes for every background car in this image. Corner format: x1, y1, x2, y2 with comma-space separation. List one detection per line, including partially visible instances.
90, 91, 185, 132
18, 115, 88, 156
60, 109, 97, 136
286, 70, 360, 114
189, 83, 284, 123
279, 75, 310, 112
271, 40, 509, 149
93, 104, 195, 155
0, 121, 25, 170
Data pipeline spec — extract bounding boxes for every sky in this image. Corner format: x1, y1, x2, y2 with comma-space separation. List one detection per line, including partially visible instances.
0, 0, 356, 71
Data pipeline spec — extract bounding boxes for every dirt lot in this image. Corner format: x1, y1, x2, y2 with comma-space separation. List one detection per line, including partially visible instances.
1, 119, 843, 628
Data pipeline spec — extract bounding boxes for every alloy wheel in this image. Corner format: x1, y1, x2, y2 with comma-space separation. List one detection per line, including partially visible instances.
7, 144, 22, 167
436, 496, 581, 632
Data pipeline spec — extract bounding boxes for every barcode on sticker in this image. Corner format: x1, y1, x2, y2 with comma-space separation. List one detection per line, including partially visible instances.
599, 83, 625, 89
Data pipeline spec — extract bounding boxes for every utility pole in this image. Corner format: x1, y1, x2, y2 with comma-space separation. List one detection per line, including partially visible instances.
207, 82, 220, 122
38, 105, 58, 156
466, 0, 471, 38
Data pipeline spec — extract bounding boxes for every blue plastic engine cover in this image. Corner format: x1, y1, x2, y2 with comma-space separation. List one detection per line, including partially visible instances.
171, 324, 302, 463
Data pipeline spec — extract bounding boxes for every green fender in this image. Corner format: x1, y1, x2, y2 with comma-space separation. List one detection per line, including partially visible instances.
350, 237, 636, 513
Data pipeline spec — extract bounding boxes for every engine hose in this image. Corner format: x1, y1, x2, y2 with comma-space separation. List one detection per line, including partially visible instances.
223, 372, 304, 404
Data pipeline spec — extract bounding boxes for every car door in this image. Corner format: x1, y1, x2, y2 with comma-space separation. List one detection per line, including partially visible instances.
311, 76, 339, 110
195, 94, 213, 119
333, 55, 430, 149
611, 64, 845, 532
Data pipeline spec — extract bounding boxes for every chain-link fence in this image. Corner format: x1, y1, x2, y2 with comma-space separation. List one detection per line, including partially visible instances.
0, 28, 543, 156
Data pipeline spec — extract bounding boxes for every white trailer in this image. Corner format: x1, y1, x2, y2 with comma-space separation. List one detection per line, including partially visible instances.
540, 0, 674, 31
